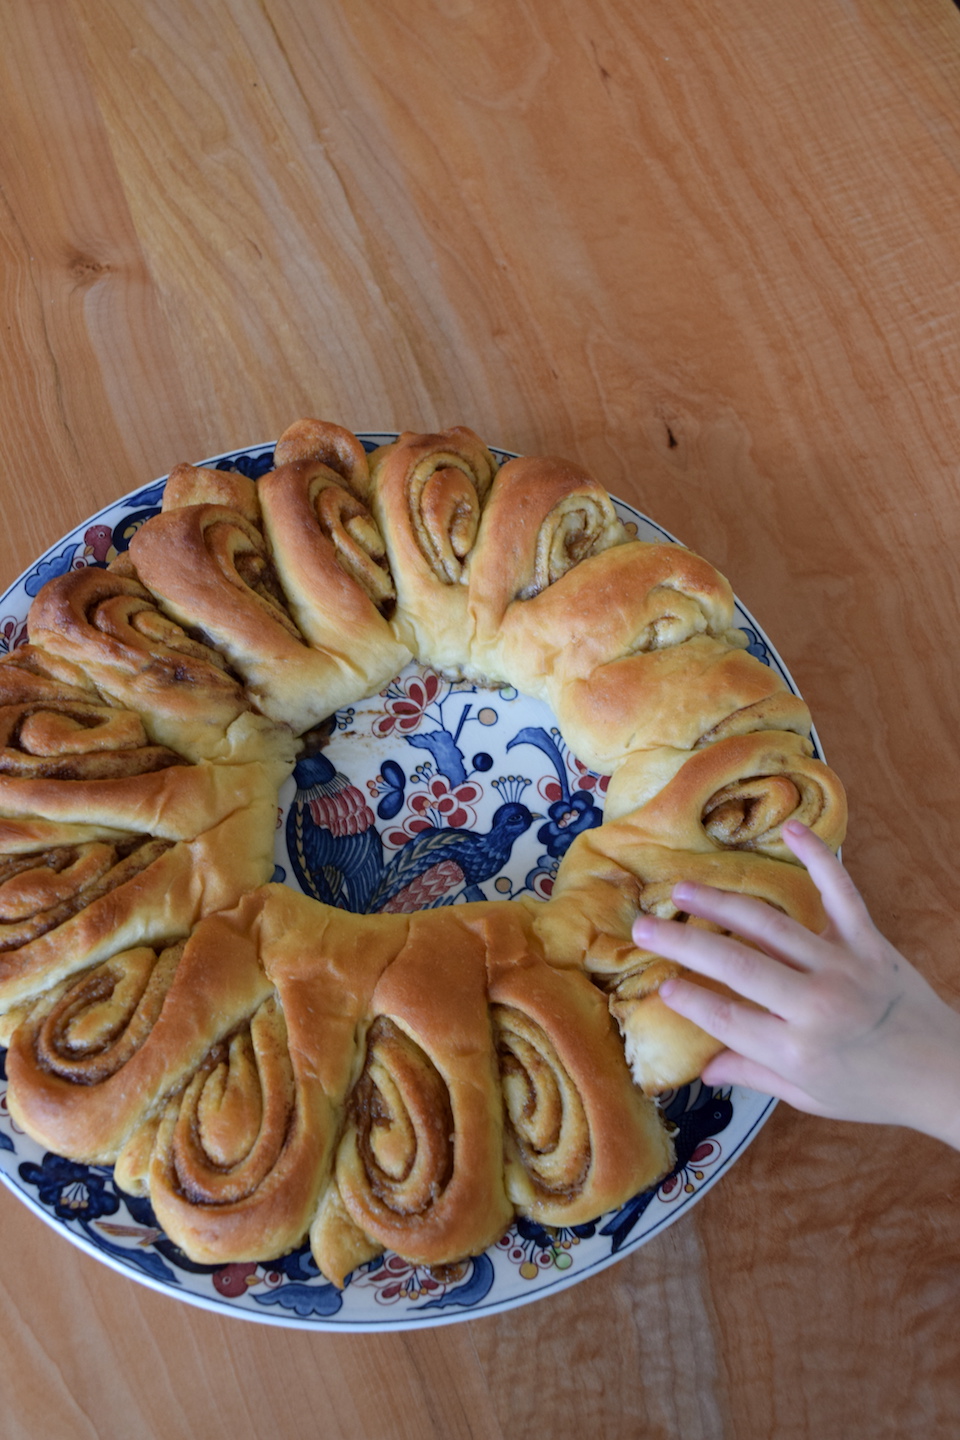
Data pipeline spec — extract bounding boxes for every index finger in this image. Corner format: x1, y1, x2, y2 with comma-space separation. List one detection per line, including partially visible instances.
668, 880, 831, 972
632, 914, 810, 1017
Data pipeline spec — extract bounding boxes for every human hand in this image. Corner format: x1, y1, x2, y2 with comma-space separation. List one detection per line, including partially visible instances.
631, 820, 960, 1146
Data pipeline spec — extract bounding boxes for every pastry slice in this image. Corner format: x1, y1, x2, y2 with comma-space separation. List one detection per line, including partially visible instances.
368, 427, 498, 673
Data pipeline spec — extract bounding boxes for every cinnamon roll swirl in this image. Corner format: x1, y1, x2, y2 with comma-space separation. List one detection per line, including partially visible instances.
0, 754, 282, 1014
5, 941, 187, 1160
0, 643, 182, 779
467, 454, 628, 680
130, 491, 337, 735
27, 568, 278, 764
329, 909, 512, 1271
0, 835, 172, 1008
369, 428, 498, 671
157, 998, 296, 1196
259, 426, 410, 710
0, 837, 171, 947
94, 894, 282, 1188
0, 702, 178, 781
0, 718, 290, 848
604, 730, 847, 860
0, 644, 104, 707
146, 889, 401, 1264
483, 903, 673, 1224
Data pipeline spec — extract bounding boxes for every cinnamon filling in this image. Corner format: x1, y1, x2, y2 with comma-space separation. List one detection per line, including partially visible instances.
0, 701, 184, 778
171, 999, 295, 1206
234, 548, 293, 613
90, 594, 237, 683
411, 465, 480, 583
315, 483, 396, 608
0, 836, 174, 952
351, 1016, 454, 1215
34, 943, 183, 1083
524, 497, 611, 597
494, 1005, 590, 1200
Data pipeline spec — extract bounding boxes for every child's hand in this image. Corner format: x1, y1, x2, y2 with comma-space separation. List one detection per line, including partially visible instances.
631, 820, 960, 1146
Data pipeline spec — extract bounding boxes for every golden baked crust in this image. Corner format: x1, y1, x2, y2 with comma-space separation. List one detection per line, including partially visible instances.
0, 758, 284, 1019
0, 640, 289, 1021
37, 890, 669, 1282
603, 729, 847, 859
258, 421, 411, 707
4, 918, 273, 1164
129, 474, 327, 735
368, 427, 499, 671
140, 890, 397, 1264
328, 907, 514, 1272
27, 567, 286, 765
466, 453, 629, 681
482, 902, 674, 1226
0, 421, 847, 1283
551, 636, 810, 775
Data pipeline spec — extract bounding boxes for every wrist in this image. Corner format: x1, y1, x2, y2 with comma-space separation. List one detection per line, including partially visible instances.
893, 1003, 960, 1151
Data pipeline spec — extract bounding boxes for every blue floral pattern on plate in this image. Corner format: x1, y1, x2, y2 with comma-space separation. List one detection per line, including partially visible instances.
0, 437, 816, 1329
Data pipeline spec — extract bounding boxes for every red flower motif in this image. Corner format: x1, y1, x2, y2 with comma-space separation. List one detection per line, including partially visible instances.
570, 756, 609, 795
0, 616, 28, 655
373, 671, 443, 738
384, 775, 482, 848
410, 776, 480, 829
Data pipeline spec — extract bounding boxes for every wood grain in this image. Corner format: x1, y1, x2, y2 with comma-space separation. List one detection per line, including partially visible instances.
1, 0, 959, 1435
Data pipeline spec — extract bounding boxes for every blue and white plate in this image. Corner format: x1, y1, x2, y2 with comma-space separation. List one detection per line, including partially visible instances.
0, 437, 814, 1330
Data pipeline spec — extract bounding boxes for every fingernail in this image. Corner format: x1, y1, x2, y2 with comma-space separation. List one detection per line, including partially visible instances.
783, 819, 805, 836
633, 917, 655, 943
672, 882, 694, 904
659, 978, 677, 1000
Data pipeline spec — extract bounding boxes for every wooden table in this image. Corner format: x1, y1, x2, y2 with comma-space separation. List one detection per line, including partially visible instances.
1, 2, 959, 1435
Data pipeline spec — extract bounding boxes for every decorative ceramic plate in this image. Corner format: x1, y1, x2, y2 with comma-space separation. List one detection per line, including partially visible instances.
0, 437, 815, 1330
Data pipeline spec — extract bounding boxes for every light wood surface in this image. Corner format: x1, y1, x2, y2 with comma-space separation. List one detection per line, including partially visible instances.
1, 1, 959, 1436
